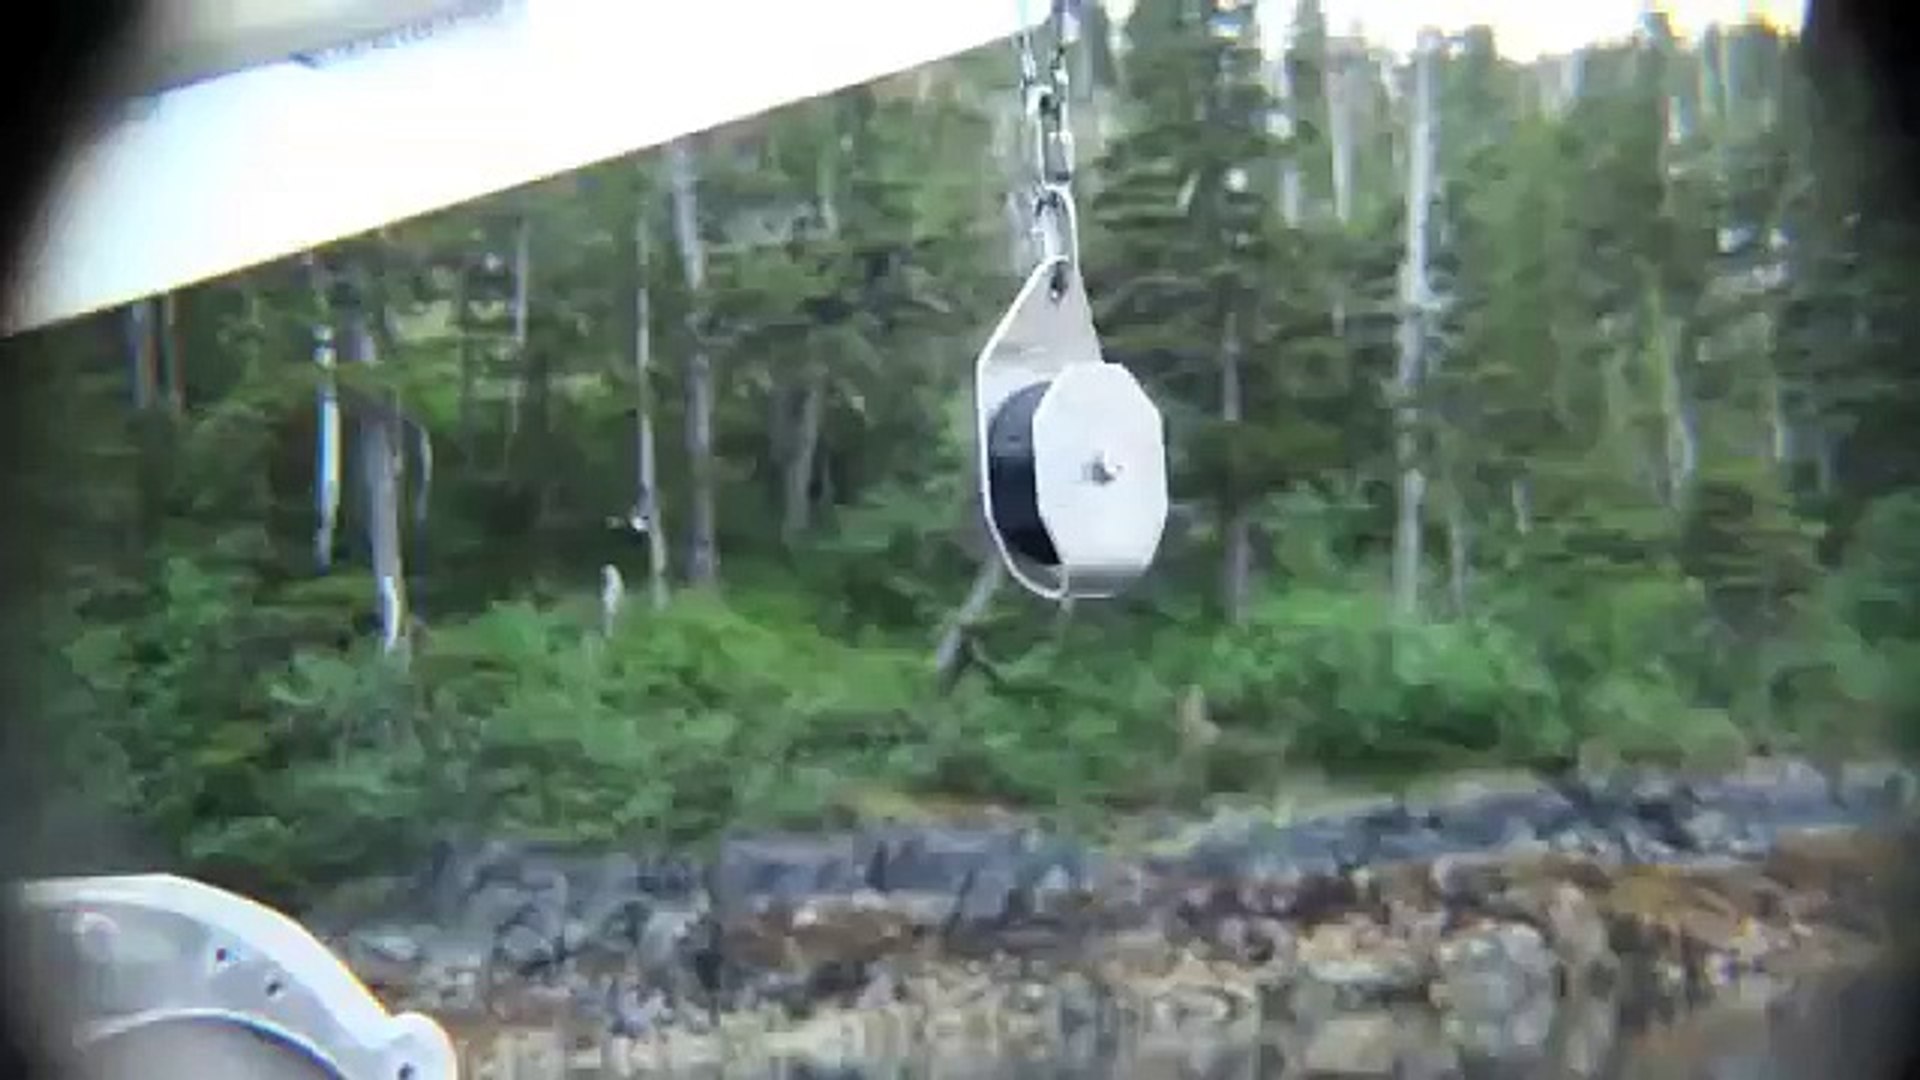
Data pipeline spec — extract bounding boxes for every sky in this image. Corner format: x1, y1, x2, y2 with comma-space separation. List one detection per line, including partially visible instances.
1102, 0, 1805, 60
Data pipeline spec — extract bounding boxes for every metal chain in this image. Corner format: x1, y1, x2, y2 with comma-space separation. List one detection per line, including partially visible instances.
1015, 0, 1081, 293
1017, 1, 1074, 187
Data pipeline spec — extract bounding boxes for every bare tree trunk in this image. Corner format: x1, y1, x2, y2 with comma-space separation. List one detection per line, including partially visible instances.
157, 293, 184, 416
767, 379, 795, 499
1273, 49, 1303, 225
1324, 41, 1355, 228
1718, 27, 1737, 132
1221, 309, 1252, 624
303, 254, 343, 573
1067, 8, 1106, 193
121, 297, 164, 556
506, 213, 532, 447
934, 558, 1006, 691
454, 259, 475, 442
667, 140, 719, 588
1655, 74, 1702, 510
313, 321, 342, 571
124, 300, 158, 410
1391, 32, 1438, 620
1813, 428, 1836, 497
1659, 319, 1700, 508
336, 258, 408, 659
1324, 40, 1355, 335
410, 420, 433, 529
783, 368, 827, 546
782, 145, 840, 547
632, 169, 669, 611
815, 131, 842, 238
600, 564, 625, 639
1420, 36, 1469, 617
1446, 491, 1470, 616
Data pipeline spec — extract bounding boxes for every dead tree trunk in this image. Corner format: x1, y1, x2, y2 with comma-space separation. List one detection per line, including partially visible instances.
1391, 31, 1438, 620
335, 257, 409, 659
303, 254, 343, 573
781, 143, 840, 548
632, 165, 669, 611
782, 367, 827, 547
1324, 38, 1356, 334
124, 300, 158, 410
934, 558, 1006, 693
506, 213, 531, 447
667, 139, 719, 588
158, 293, 183, 416
1220, 309, 1252, 624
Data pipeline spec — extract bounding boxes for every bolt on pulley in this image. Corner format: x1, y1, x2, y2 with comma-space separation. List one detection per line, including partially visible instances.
975, 0, 1169, 602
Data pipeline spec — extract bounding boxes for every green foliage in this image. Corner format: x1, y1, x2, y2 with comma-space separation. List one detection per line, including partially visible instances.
1206, 589, 1567, 770
19, 11, 1920, 903
1832, 492, 1920, 643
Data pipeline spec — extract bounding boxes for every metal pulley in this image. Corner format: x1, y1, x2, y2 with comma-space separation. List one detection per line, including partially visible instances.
976, 258, 1168, 600
976, 0, 1168, 601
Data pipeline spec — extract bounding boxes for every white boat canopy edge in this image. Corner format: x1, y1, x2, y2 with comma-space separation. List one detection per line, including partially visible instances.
8, 0, 1042, 334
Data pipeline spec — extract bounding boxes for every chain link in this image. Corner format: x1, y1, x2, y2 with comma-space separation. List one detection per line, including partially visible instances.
1016, 0, 1081, 291
1018, 2, 1074, 187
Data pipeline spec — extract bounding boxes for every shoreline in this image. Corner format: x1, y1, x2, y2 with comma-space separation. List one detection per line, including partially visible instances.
311, 757, 1919, 1075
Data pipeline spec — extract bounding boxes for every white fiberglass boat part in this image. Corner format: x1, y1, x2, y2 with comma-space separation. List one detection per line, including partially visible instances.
8, 0, 1045, 334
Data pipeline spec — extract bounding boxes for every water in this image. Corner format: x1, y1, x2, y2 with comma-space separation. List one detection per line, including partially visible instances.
451, 968, 1918, 1079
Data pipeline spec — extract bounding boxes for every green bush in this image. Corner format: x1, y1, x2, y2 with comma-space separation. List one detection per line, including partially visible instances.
45, 532, 1920, 901
1833, 492, 1920, 644
1204, 589, 1569, 771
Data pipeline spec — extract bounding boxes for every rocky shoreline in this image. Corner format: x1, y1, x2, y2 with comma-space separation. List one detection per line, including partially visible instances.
311, 758, 1920, 1077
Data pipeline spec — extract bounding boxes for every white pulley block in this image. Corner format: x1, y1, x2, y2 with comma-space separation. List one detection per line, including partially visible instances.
16, 874, 457, 1080
975, 253, 1169, 601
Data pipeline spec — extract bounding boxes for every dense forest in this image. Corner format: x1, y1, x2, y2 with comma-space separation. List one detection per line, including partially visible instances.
11, 1, 1920, 904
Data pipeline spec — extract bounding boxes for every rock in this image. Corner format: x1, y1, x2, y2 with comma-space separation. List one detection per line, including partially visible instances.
1557, 991, 1621, 1079
1709, 756, 1842, 826
714, 832, 866, 913
1027, 860, 1082, 919
1300, 1010, 1459, 1078
1433, 922, 1559, 1062
1293, 919, 1429, 1017
636, 903, 700, 972
1179, 816, 1348, 885
1445, 991, 1556, 1066
572, 857, 652, 956
853, 967, 899, 1010
415, 939, 487, 1014
1428, 853, 1511, 906
1054, 971, 1102, 1031
1432, 923, 1556, 1018
458, 880, 531, 941
952, 860, 1021, 925
1546, 882, 1616, 986
862, 824, 1024, 893
1835, 762, 1919, 816
313, 758, 1914, 1073
496, 922, 558, 973
343, 924, 425, 977
1675, 808, 1742, 854
1208, 913, 1298, 968
1433, 799, 1554, 854
606, 982, 668, 1037
1301, 1011, 1403, 1076
1089, 926, 1181, 984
